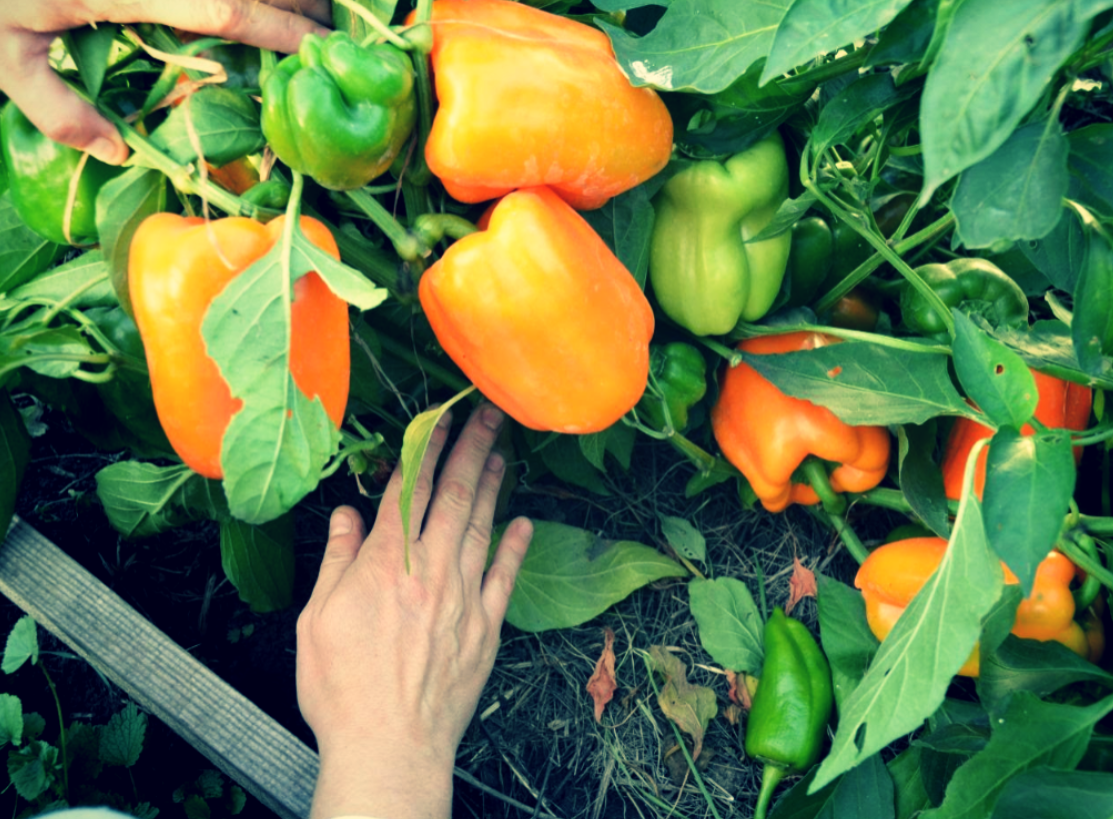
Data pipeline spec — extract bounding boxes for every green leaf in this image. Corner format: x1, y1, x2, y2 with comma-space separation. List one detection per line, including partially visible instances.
4, 250, 115, 309
3, 616, 38, 675
817, 574, 879, 713
582, 186, 657, 289
977, 636, 1113, 718
184, 795, 211, 819
21, 713, 45, 741
684, 457, 738, 497
95, 462, 228, 538
333, 0, 399, 38
922, 693, 1113, 819
8, 740, 57, 800
150, 86, 266, 167
762, 0, 913, 82
896, 422, 951, 538
95, 167, 167, 317
598, 0, 793, 94
1067, 124, 1113, 217
64, 24, 117, 99
888, 746, 933, 819
0, 390, 30, 538
742, 340, 972, 426
983, 428, 1075, 594
0, 191, 65, 292
811, 73, 916, 159
951, 121, 1070, 249
768, 768, 837, 819
538, 433, 611, 496
1072, 217, 1113, 377
991, 321, 1113, 388
920, 0, 1087, 202
811, 468, 1003, 791
1, 325, 95, 379
688, 577, 763, 672
219, 514, 295, 613
100, 701, 147, 767
991, 768, 1113, 819
660, 515, 706, 561
399, 386, 476, 547
579, 423, 636, 472
951, 310, 1037, 430
867, 0, 938, 66
204, 216, 387, 525
0, 694, 22, 746
497, 521, 687, 632
816, 753, 895, 819
1020, 206, 1085, 293
744, 191, 819, 244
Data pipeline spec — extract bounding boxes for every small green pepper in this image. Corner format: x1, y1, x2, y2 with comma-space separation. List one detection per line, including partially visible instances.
785, 216, 833, 308
900, 257, 1028, 339
261, 31, 416, 191
241, 178, 293, 210
637, 342, 707, 431
746, 607, 833, 819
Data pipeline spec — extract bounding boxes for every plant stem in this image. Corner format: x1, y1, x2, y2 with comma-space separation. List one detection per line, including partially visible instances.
780, 46, 871, 92
376, 331, 470, 392
345, 188, 424, 260
1059, 536, 1113, 590
41, 664, 69, 800
333, 0, 412, 49
753, 764, 787, 819
801, 458, 847, 516
817, 506, 870, 564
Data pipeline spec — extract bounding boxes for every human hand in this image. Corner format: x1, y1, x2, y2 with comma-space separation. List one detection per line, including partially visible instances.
296, 404, 533, 819
0, 0, 331, 165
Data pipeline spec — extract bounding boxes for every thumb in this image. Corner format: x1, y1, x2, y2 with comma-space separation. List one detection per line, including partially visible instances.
310, 506, 369, 601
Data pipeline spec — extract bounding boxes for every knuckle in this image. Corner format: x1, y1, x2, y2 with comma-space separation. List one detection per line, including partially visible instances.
438, 477, 477, 512
204, 0, 248, 36
465, 520, 493, 549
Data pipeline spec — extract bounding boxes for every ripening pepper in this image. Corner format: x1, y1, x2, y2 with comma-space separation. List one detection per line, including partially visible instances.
649, 133, 792, 335
261, 31, 416, 191
710, 332, 891, 513
414, 0, 672, 210
419, 186, 653, 433
856, 537, 1100, 677
636, 342, 707, 431
942, 368, 1092, 500
900, 257, 1029, 339
745, 607, 833, 819
0, 100, 123, 245
128, 213, 350, 479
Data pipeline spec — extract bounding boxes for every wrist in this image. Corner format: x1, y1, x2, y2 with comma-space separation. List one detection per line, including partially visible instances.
312, 740, 455, 819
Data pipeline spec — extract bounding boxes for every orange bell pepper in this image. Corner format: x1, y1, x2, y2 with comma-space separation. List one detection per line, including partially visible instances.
414, 0, 673, 210
419, 186, 653, 433
855, 537, 1099, 676
710, 332, 891, 513
129, 213, 349, 479
941, 369, 1092, 500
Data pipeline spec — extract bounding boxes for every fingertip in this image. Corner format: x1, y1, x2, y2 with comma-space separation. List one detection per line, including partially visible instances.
87, 135, 129, 166
329, 506, 366, 541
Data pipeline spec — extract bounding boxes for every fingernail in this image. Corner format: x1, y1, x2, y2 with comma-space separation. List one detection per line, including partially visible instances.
437, 409, 453, 430
485, 452, 505, 473
88, 137, 125, 166
315, 26, 333, 39
329, 510, 352, 537
481, 405, 504, 431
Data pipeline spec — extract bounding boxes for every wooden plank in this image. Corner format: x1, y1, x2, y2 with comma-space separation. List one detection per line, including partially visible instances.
0, 515, 318, 819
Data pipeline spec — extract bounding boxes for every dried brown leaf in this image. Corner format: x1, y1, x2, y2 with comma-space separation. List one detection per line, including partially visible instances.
649, 645, 717, 759
586, 627, 617, 723
786, 556, 818, 615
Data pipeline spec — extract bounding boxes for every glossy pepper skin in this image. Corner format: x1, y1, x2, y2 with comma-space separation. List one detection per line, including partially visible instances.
711, 332, 891, 513
262, 31, 416, 191
129, 213, 350, 479
745, 607, 833, 819
416, 0, 672, 210
785, 216, 833, 308
650, 133, 791, 335
636, 342, 707, 431
0, 101, 123, 245
942, 368, 1092, 500
856, 537, 1100, 677
419, 187, 653, 433
900, 257, 1028, 339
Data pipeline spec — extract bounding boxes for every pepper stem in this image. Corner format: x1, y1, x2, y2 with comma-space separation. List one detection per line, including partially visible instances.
754, 763, 788, 819
801, 458, 847, 516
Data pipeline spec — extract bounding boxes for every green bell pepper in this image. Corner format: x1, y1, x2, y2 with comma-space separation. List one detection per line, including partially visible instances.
900, 257, 1028, 339
785, 216, 833, 307
746, 607, 833, 819
649, 132, 791, 336
0, 101, 123, 246
261, 31, 416, 191
637, 342, 707, 431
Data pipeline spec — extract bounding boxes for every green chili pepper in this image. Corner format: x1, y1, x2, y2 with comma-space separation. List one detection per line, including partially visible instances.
900, 257, 1028, 340
241, 178, 292, 211
637, 342, 707, 431
785, 216, 833, 308
745, 607, 834, 819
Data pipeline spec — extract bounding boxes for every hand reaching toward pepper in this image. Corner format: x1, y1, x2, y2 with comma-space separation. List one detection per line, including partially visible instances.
0, 0, 331, 165
296, 404, 533, 819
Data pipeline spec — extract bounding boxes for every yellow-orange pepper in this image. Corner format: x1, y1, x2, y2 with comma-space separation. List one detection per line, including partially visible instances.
855, 537, 1101, 677
419, 186, 653, 433
710, 332, 891, 513
415, 0, 673, 210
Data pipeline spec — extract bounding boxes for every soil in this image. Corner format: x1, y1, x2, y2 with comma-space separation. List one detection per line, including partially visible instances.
4, 400, 902, 819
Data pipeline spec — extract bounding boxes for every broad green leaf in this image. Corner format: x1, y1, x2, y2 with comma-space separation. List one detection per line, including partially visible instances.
991, 321, 1113, 389
742, 340, 972, 426
539, 433, 611, 496
0, 191, 65, 293
4, 250, 115, 309
1072, 217, 1113, 377
811, 73, 916, 159
65, 721, 104, 782
977, 636, 1113, 718
95, 462, 227, 538
95, 167, 166, 317
922, 693, 1113, 819
817, 574, 879, 712
579, 422, 636, 472
951, 121, 1070, 249
768, 768, 838, 819
1068, 124, 1113, 217
184, 796, 210, 819
648, 646, 717, 759
333, 0, 399, 37
150, 86, 266, 166
951, 310, 1037, 430
599, 0, 793, 94
219, 514, 295, 613
920, 0, 1087, 202
811, 453, 1003, 791
660, 515, 706, 561
498, 521, 687, 632
867, 0, 938, 66
580, 185, 656, 288
64, 24, 117, 99
2, 326, 95, 379
762, 0, 913, 82
0, 390, 30, 537
2, 616, 38, 675
684, 457, 737, 497
100, 701, 146, 767
21, 713, 45, 741
815, 753, 895, 819
0, 694, 22, 746
991, 768, 1113, 819
888, 747, 932, 819
896, 422, 951, 538
688, 577, 763, 672
744, 191, 819, 244
8, 741, 57, 800
1019, 205, 1085, 293
399, 386, 475, 547
974, 584, 1024, 698
983, 428, 1075, 594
